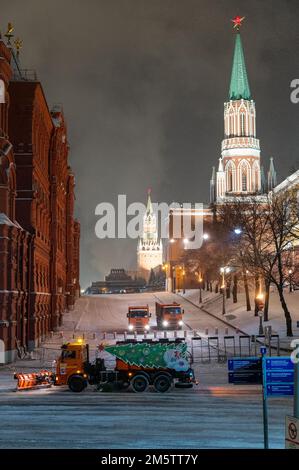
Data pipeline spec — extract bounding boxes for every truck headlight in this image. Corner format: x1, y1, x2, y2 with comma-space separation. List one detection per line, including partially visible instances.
144, 324, 150, 331
178, 320, 183, 326
128, 324, 134, 331
163, 320, 168, 327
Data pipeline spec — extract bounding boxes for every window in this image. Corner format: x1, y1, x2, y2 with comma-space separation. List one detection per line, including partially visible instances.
242, 169, 247, 191
240, 113, 245, 136
228, 169, 233, 192
61, 350, 76, 360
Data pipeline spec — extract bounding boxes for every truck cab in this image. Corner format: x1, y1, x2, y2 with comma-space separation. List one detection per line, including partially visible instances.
155, 302, 184, 329
127, 306, 151, 332
55, 340, 89, 391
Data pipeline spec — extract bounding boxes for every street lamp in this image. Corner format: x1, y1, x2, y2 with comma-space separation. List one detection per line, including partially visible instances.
195, 271, 203, 303
258, 310, 264, 335
182, 267, 186, 294
220, 266, 230, 315
172, 266, 176, 293
203, 233, 209, 240
256, 291, 265, 335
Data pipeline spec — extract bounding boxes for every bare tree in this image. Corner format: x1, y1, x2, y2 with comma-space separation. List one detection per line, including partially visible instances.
219, 190, 299, 337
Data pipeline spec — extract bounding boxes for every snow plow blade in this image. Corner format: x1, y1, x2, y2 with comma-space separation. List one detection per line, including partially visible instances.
14, 371, 55, 391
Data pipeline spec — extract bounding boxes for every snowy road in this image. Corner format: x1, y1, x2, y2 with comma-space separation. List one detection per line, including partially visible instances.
0, 292, 293, 449
0, 383, 292, 449
63, 292, 237, 336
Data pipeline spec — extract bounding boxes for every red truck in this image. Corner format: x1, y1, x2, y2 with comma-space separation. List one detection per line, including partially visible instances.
155, 302, 184, 330
127, 305, 151, 332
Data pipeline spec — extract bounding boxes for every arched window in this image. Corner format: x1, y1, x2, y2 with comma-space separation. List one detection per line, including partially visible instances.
239, 160, 250, 193
226, 161, 235, 193
242, 167, 247, 191
230, 114, 234, 136
228, 169, 233, 192
240, 112, 245, 136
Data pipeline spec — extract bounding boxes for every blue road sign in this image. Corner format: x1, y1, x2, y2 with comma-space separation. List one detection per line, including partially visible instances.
266, 384, 294, 396
265, 358, 293, 370
263, 356, 295, 397
228, 357, 261, 371
228, 357, 262, 385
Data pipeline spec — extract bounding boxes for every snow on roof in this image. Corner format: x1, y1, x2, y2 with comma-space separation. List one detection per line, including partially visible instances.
0, 213, 19, 227
274, 170, 299, 193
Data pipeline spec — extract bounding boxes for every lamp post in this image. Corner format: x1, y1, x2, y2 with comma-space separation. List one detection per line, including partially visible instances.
256, 291, 265, 335
258, 310, 264, 335
172, 266, 176, 293
182, 267, 186, 294
220, 266, 230, 315
196, 271, 203, 303
199, 274, 203, 304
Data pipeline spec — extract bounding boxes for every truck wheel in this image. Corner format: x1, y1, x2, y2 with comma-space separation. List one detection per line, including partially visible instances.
131, 374, 149, 393
68, 375, 86, 393
153, 374, 172, 393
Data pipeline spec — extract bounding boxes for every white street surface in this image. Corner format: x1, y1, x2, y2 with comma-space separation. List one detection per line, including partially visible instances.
62, 291, 236, 336
0, 292, 294, 449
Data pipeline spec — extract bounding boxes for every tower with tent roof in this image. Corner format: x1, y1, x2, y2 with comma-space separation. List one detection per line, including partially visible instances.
137, 190, 163, 279
210, 16, 277, 204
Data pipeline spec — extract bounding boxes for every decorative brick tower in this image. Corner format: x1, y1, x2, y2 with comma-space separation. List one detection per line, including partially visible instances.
210, 17, 276, 203
137, 190, 163, 280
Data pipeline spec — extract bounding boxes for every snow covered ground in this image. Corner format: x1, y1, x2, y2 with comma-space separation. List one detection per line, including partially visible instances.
0, 291, 296, 449
180, 288, 299, 350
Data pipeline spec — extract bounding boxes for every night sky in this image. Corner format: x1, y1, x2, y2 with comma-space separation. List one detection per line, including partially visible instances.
2, 0, 299, 287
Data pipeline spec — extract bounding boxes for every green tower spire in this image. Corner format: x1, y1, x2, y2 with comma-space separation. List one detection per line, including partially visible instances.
229, 31, 251, 101
146, 188, 153, 214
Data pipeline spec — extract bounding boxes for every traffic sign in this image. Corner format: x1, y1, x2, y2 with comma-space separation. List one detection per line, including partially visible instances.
285, 416, 299, 449
266, 384, 294, 396
265, 357, 293, 370
263, 357, 295, 397
228, 357, 262, 385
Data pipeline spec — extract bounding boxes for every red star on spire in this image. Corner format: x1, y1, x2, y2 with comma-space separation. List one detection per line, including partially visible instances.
231, 16, 245, 30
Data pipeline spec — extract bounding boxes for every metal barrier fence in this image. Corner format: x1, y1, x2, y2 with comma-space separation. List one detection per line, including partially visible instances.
191, 334, 280, 364
40, 330, 281, 366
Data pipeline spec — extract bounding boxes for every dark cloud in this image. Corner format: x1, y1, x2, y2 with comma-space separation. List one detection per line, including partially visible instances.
2, 0, 299, 287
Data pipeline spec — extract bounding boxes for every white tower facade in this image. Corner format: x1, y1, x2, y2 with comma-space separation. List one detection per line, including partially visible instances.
210, 20, 276, 204
137, 191, 163, 278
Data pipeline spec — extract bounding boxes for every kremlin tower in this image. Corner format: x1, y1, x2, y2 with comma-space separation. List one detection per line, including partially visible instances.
210, 16, 277, 203
137, 190, 163, 279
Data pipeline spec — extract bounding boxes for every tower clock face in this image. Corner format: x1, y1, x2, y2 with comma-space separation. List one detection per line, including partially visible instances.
0, 80, 5, 103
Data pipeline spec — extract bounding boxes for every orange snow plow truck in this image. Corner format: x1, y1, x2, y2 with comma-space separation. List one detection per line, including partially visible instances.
127, 305, 151, 332
14, 338, 196, 393
155, 302, 184, 329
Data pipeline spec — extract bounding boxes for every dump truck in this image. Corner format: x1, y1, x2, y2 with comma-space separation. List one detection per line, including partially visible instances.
15, 338, 196, 393
155, 302, 184, 329
127, 305, 151, 332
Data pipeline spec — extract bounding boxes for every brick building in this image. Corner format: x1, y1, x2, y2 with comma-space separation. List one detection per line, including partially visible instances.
0, 34, 80, 362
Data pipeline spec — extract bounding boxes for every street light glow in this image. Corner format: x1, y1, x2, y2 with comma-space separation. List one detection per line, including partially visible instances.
256, 292, 264, 301
203, 233, 209, 240
234, 228, 242, 235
